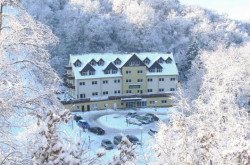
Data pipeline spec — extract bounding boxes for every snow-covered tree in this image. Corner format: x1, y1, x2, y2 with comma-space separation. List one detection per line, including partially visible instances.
153, 44, 250, 164
111, 136, 136, 165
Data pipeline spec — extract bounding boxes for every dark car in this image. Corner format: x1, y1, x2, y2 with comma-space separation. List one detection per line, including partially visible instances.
145, 113, 159, 121
74, 115, 83, 122
148, 129, 158, 136
101, 139, 114, 150
88, 127, 105, 135
77, 120, 90, 129
126, 112, 137, 118
126, 135, 140, 145
113, 135, 123, 145
135, 116, 152, 124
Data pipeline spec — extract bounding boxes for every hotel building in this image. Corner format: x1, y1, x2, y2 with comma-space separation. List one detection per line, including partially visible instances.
63, 53, 179, 111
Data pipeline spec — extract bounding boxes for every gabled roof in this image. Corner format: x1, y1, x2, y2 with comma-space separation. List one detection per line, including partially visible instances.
123, 54, 146, 67
114, 58, 122, 64
158, 57, 164, 63
143, 57, 150, 62
149, 61, 163, 70
80, 63, 95, 73
165, 57, 172, 63
98, 58, 104, 63
103, 62, 118, 72
73, 59, 81, 67
89, 59, 97, 64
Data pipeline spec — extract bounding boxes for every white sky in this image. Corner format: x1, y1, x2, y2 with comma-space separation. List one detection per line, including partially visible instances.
180, 0, 250, 22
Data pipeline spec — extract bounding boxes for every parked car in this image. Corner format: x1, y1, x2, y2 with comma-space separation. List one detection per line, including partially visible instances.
145, 113, 159, 121
148, 129, 158, 136
101, 139, 114, 150
135, 116, 152, 124
77, 120, 90, 129
88, 127, 105, 135
74, 115, 83, 122
126, 135, 140, 145
113, 135, 123, 145
126, 112, 137, 118
126, 117, 142, 126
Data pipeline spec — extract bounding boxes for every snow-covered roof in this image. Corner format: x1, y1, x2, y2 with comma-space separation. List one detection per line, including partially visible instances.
69, 53, 178, 80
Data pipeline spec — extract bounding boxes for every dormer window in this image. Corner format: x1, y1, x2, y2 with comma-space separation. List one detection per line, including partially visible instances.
103, 62, 118, 75
98, 59, 104, 66
89, 59, 97, 66
143, 57, 150, 65
81, 72, 87, 76
157, 57, 164, 63
149, 69, 155, 72
166, 57, 172, 64
112, 70, 117, 74
89, 71, 95, 75
114, 58, 122, 65
104, 70, 110, 74
157, 68, 162, 72
73, 59, 81, 67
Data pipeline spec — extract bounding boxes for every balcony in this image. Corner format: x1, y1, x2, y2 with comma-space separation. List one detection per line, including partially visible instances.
63, 74, 75, 80
65, 66, 72, 70
64, 82, 75, 89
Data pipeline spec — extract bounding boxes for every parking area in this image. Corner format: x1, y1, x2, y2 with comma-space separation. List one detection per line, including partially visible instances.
66, 108, 172, 163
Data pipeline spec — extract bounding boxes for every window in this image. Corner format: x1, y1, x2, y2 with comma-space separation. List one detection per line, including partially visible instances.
92, 81, 97, 85
147, 78, 153, 82
126, 70, 131, 74
157, 68, 162, 72
170, 88, 175, 91
81, 72, 87, 76
170, 78, 176, 81
137, 90, 143, 94
159, 78, 164, 81
137, 70, 143, 74
115, 90, 121, 94
103, 91, 108, 95
126, 79, 132, 83
112, 70, 117, 74
147, 89, 153, 92
89, 71, 95, 75
126, 90, 132, 94
149, 101, 155, 104
79, 82, 85, 85
137, 79, 143, 82
80, 94, 85, 98
159, 88, 164, 92
149, 69, 155, 72
161, 100, 167, 103
92, 92, 98, 96
104, 70, 110, 74
114, 79, 120, 83
103, 80, 108, 84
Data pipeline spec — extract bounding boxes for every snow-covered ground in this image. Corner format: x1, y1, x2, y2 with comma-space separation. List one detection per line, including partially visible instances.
61, 107, 174, 164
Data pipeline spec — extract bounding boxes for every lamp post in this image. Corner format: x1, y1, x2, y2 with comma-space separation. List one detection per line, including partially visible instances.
154, 101, 157, 112
70, 104, 76, 130
140, 126, 143, 146
104, 104, 108, 122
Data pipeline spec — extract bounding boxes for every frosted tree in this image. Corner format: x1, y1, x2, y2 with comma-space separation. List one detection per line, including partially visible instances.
0, 1, 93, 164
110, 136, 136, 165
153, 44, 250, 164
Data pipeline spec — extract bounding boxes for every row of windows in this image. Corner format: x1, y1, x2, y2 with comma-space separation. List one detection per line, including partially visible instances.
147, 88, 175, 92
125, 70, 143, 74
149, 100, 167, 104
80, 88, 176, 98
124, 77, 176, 83
79, 79, 121, 86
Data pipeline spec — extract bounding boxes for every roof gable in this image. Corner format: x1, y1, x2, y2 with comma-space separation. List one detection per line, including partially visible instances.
157, 57, 164, 63
98, 58, 104, 65
123, 54, 146, 67
114, 58, 122, 65
149, 61, 163, 70
103, 62, 118, 72
165, 57, 172, 63
73, 59, 81, 67
80, 63, 95, 73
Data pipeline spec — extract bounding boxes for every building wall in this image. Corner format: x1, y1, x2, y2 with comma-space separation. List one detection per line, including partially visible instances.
121, 66, 148, 95
63, 96, 173, 111
147, 75, 178, 93
76, 77, 122, 99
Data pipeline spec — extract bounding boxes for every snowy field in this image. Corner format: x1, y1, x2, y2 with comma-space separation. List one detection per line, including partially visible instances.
60, 108, 173, 164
